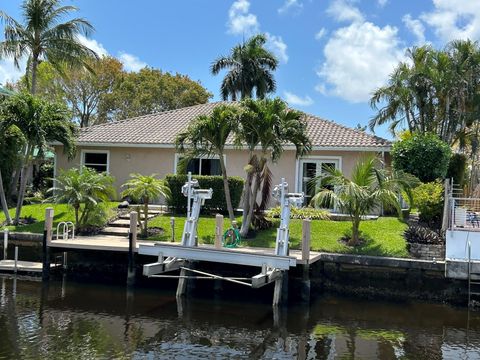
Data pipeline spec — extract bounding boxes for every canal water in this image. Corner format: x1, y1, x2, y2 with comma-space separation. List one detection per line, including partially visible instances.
0, 275, 479, 359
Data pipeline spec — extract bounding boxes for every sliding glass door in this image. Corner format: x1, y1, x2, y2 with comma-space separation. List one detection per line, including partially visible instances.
298, 158, 340, 207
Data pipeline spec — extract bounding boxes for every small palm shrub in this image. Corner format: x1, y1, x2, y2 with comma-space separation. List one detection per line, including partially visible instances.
266, 206, 330, 220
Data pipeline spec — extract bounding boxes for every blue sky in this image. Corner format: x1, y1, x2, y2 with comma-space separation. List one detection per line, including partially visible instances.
1, 0, 480, 139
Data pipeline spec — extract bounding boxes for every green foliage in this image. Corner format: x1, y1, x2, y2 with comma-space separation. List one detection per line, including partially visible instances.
32, 161, 54, 192
266, 206, 330, 220
446, 153, 467, 186
412, 182, 444, 226
391, 133, 451, 182
404, 225, 443, 245
49, 166, 116, 228
165, 174, 244, 213
0, 125, 24, 196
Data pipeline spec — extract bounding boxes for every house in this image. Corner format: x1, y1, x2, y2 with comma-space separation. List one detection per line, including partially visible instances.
53, 102, 391, 205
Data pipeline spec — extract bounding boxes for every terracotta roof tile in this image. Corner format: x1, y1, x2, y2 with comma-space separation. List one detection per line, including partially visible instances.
77, 102, 390, 149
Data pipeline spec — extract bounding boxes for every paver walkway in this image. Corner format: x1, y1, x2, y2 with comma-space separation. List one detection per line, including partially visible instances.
100, 207, 164, 237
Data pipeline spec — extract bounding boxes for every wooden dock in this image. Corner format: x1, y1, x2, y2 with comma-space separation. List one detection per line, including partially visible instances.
49, 235, 321, 265
0, 259, 58, 273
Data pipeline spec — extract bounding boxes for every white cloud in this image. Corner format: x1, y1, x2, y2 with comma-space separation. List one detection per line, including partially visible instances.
0, 58, 25, 86
326, 0, 364, 23
402, 14, 426, 44
265, 33, 288, 63
227, 0, 259, 35
315, 28, 327, 40
284, 91, 313, 106
278, 0, 303, 14
421, 0, 480, 42
77, 35, 109, 57
118, 52, 147, 72
317, 21, 404, 103
377, 0, 388, 7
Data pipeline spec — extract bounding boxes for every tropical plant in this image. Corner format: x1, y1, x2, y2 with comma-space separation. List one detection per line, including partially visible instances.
0, 0, 98, 95
49, 166, 115, 227
211, 34, 278, 100
121, 173, 170, 238
412, 181, 444, 227
391, 133, 451, 182
311, 156, 416, 246
0, 92, 77, 223
176, 104, 239, 221
237, 98, 311, 237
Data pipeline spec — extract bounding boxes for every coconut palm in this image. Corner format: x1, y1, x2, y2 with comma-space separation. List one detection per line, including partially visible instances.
121, 174, 171, 238
311, 156, 417, 246
211, 34, 278, 101
0, 0, 97, 95
0, 92, 77, 224
237, 98, 311, 237
176, 105, 239, 221
49, 166, 115, 227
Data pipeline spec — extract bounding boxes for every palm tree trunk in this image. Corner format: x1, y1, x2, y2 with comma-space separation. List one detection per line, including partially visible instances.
240, 155, 255, 237
240, 167, 261, 238
348, 217, 361, 246
219, 154, 235, 222
0, 169, 12, 225
14, 144, 32, 224
30, 56, 39, 95
74, 205, 80, 227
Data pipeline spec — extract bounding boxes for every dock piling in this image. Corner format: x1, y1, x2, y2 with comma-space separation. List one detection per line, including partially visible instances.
127, 211, 138, 286
42, 208, 54, 281
301, 219, 311, 302
14, 246, 18, 274
3, 229, 8, 260
170, 217, 175, 242
215, 214, 223, 249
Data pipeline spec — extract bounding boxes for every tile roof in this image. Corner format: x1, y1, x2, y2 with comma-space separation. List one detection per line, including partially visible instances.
77, 102, 390, 149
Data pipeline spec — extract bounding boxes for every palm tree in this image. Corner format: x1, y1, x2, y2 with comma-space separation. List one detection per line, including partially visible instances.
311, 156, 417, 246
49, 166, 115, 227
0, 92, 77, 224
237, 98, 311, 237
176, 104, 239, 221
121, 174, 171, 238
211, 34, 278, 101
0, 0, 97, 95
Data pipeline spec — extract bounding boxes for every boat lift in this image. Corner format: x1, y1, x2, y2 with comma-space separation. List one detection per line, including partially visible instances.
138, 174, 303, 305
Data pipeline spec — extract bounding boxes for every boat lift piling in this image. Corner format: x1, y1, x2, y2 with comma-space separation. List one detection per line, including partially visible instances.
42, 208, 54, 280
140, 174, 304, 306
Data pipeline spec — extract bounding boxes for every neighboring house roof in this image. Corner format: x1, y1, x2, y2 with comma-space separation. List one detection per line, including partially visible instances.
74, 102, 391, 151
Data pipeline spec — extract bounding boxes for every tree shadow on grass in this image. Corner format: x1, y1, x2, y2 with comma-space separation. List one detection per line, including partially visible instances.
344, 233, 407, 258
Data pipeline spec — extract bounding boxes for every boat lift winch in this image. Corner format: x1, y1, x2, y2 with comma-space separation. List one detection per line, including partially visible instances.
138, 174, 303, 305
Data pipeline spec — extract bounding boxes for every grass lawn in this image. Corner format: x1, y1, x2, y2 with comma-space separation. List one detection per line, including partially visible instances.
0, 202, 119, 234
148, 215, 409, 258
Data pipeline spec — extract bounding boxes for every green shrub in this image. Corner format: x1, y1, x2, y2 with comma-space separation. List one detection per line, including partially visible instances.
165, 174, 244, 213
446, 153, 467, 186
412, 182, 444, 226
266, 206, 330, 220
404, 225, 443, 245
392, 133, 451, 182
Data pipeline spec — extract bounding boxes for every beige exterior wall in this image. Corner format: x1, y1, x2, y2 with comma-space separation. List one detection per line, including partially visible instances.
55, 145, 387, 203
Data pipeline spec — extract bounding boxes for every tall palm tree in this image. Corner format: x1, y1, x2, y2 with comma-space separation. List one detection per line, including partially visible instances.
237, 98, 311, 237
211, 34, 278, 101
312, 156, 417, 246
121, 174, 171, 238
176, 105, 239, 221
0, 0, 97, 94
0, 92, 77, 224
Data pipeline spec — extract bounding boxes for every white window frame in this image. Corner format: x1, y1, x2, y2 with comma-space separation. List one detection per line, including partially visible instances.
81, 149, 110, 173
173, 153, 226, 175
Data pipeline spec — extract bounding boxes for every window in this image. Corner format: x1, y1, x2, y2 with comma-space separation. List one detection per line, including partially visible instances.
175, 155, 223, 176
82, 150, 109, 173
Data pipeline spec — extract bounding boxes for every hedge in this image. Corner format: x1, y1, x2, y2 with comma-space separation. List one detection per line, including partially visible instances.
165, 174, 244, 213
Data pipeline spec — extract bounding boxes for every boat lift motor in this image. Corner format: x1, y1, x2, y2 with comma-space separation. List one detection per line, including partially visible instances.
272, 178, 304, 257
181, 173, 213, 247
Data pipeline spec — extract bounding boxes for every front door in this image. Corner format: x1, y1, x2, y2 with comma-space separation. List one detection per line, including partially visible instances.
298, 158, 340, 207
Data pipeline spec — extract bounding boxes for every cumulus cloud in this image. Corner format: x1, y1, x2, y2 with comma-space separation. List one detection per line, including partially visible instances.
227, 0, 259, 35
420, 0, 480, 42
317, 21, 404, 103
278, 0, 303, 15
315, 28, 327, 40
284, 91, 313, 106
402, 14, 426, 44
118, 52, 147, 72
377, 0, 388, 7
78, 35, 109, 57
265, 33, 288, 63
0, 58, 25, 86
326, 0, 364, 23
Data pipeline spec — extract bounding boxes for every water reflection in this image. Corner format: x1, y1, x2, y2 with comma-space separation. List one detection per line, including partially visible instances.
0, 275, 479, 359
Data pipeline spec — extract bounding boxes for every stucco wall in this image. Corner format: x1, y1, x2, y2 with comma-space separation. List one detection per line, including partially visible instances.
54, 145, 386, 201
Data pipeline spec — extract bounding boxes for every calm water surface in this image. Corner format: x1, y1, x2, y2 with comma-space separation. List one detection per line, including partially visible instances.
0, 275, 480, 359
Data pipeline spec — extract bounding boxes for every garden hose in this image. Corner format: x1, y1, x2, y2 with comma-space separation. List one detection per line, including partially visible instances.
222, 227, 241, 248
